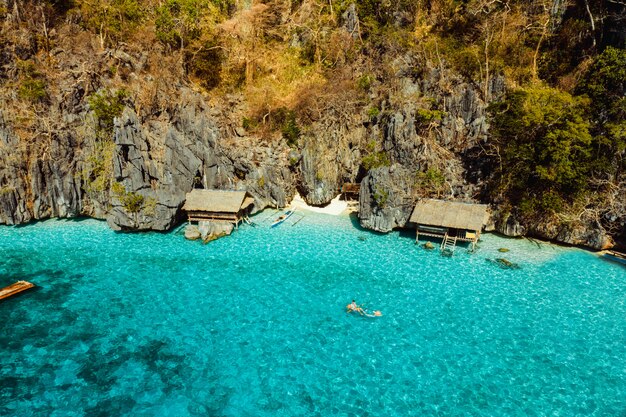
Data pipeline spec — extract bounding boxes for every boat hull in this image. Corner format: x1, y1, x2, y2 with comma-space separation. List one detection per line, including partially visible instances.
271, 210, 295, 228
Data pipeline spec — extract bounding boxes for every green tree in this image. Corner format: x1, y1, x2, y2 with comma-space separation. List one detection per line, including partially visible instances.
362, 140, 390, 170
155, 0, 231, 48
156, 0, 205, 48
577, 46, 626, 175
416, 167, 446, 197
16, 60, 47, 103
280, 110, 300, 147
112, 182, 145, 226
88, 89, 127, 136
79, 0, 143, 47
489, 85, 593, 215
82, 89, 127, 199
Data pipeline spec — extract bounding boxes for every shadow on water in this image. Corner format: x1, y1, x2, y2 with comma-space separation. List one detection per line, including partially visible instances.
398, 228, 415, 240
80, 338, 215, 416
2, 265, 66, 279
349, 213, 422, 244
348, 212, 367, 232
1, 309, 211, 416
0, 268, 67, 290
0, 277, 82, 331
348, 213, 392, 237
60, 216, 94, 224
11, 216, 100, 228
84, 396, 138, 417
0, 250, 47, 273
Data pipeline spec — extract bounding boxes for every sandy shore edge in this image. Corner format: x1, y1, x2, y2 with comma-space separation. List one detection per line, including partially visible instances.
289, 193, 353, 216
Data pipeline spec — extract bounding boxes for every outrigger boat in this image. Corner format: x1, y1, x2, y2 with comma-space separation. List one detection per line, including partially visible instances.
603, 250, 626, 266
271, 208, 295, 228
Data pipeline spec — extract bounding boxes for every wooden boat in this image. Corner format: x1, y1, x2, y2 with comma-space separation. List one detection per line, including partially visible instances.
0, 281, 35, 301
271, 208, 295, 228
603, 250, 626, 266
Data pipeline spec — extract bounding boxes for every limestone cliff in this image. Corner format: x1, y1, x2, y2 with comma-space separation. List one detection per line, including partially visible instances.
0, 0, 624, 251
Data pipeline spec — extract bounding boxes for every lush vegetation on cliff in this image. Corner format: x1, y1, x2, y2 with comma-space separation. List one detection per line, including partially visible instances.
0, 0, 624, 240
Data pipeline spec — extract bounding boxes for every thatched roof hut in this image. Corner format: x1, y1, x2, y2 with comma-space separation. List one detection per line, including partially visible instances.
183, 189, 255, 224
409, 199, 489, 231
410, 199, 489, 251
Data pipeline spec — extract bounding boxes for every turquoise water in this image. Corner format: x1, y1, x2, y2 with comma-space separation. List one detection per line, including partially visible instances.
1, 213, 625, 416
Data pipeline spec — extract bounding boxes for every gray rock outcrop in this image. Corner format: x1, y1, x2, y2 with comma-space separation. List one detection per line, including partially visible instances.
184, 225, 201, 240
0, 111, 30, 224
359, 165, 415, 232
530, 219, 613, 250
0, 110, 85, 225
198, 220, 234, 243
496, 211, 526, 237
107, 100, 227, 231
358, 62, 499, 232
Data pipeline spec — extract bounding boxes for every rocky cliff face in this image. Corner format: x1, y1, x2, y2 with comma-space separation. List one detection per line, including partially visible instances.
494, 210, 614, 250
358, 165, 415, 232
0, 109, 84, 224
0, 34, 298, 231
0, 111, 27, 224
0, 4, 623, 251
108, 96, 297, 231
356, 61, 502, 232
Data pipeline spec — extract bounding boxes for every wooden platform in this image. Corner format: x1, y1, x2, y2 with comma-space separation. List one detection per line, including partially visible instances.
0, 281, 35, 301
416, 227, 480, 254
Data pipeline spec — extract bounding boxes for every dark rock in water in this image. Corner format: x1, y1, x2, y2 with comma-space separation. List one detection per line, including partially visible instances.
358, 236, 366, 241
422, 241, 435, 250
496, 258, 513, 267
487, 257, 521, 269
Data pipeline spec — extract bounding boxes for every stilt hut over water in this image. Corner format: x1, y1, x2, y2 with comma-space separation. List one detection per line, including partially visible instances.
410, 199, 489, 252
183, 189, 255, 227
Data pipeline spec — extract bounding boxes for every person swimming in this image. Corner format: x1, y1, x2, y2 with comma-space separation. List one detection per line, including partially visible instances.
347, 300, 381, 317
347, 300, 365, 315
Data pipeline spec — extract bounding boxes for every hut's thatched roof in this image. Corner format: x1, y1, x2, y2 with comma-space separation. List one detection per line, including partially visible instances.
241, 196, 255, 210
409, 199, 489, 231
182, 189, 249, 213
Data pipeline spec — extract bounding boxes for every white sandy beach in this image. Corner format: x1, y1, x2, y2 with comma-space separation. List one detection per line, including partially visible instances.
289, 193, 352, 216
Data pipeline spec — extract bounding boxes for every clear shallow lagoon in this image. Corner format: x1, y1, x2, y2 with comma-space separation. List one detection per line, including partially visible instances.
1, 213, 625, 417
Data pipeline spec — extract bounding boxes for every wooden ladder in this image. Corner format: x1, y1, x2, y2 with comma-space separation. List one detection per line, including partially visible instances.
441, 231, 458, 255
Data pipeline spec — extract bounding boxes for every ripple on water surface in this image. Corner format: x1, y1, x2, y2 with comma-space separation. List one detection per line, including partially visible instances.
1, 214, 625, 416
